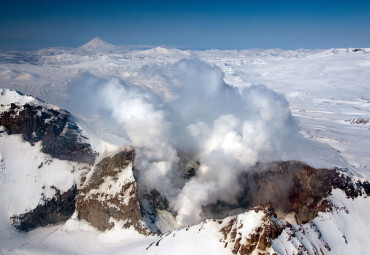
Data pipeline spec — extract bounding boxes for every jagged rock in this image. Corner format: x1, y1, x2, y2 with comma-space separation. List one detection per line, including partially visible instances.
219, 206, 288, 255
345, 118, 369, 124
184, 160, 200, 179
204, 160, 370, 225
141, 188, 170, 226
76, 148, 150, 234
11, 185, 77, 232
0, 101, 96, 164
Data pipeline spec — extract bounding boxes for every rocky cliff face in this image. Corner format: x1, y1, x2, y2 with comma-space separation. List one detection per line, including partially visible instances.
0, 91, 96, 164
203, 160, 370, 225
145, 159, 370, 254
76, 148, 150, 234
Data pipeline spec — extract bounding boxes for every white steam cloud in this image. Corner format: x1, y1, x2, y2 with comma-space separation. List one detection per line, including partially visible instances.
67, 59, 301, 226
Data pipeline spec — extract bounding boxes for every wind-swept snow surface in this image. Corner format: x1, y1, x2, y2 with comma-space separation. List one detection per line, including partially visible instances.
1, 46, 369, 177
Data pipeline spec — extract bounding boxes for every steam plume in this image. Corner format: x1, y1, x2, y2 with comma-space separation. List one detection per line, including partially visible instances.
67, 59, 301, 226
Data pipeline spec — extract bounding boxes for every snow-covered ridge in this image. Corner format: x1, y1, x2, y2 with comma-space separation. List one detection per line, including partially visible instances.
0, 88, 59, 111
0, 88, 35, 105
0, 88, 96, 164
147, 187, 370, 255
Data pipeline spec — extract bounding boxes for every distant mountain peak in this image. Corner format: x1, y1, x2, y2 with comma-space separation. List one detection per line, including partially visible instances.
79, 37, 116, 51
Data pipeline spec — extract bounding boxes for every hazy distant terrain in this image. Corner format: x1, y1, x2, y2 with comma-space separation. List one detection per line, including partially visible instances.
1, 41, 369, 177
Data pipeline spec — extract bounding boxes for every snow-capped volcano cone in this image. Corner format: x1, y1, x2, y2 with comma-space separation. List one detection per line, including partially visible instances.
79, 37, 117, 51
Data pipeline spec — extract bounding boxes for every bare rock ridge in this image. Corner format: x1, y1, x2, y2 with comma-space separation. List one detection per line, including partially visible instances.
0, 89, 146, 234
0, 90, 96, 164
219, 206, 288, 255
203, 161, 370, 224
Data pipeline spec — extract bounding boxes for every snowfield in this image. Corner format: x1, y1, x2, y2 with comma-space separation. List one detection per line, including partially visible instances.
1, 41, 370, 254
1, 46, 369, 177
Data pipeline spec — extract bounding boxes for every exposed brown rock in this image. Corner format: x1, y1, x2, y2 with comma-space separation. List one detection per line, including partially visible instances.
88, 148, 134, 188
220, 206, 287, 255
220, 218, 236, 240
76, 149, 150, 234
206, 161, 369, 225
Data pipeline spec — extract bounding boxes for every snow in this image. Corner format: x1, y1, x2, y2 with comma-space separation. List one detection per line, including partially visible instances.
0, 134, 81, 215
0, 89, 35, 108
314, 189, 370, 254
75, 117, 129, 156
0, 88, 61, 114
147, 220, 228, 255
147, 210, 268, 255
0, 134, 91, 254
1, 47, 369, 177
79, 37, 117, 51
83, 163, 134, 205
1, 44, 370, 254
272, 189, 370, 255
0, 214, 158, 255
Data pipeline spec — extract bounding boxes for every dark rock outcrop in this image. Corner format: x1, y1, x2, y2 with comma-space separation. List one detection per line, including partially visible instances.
204, 161, 370, 224
0, 102, 96, 164
11, 185, 77, 232
345, 118, 369, 124
1, 90, 96, 231
140, 188, 170, 230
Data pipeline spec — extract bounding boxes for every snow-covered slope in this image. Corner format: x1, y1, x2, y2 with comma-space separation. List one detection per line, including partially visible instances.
0, 89, 150, 246
0, 133, 78, 222
0, 89, 94, 232
1, 45, 370, 254
0, 89, 96, 164
79, 37, 117, 51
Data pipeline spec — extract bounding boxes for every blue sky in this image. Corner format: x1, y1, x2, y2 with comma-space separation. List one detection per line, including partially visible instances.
1, 0, 369, 50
